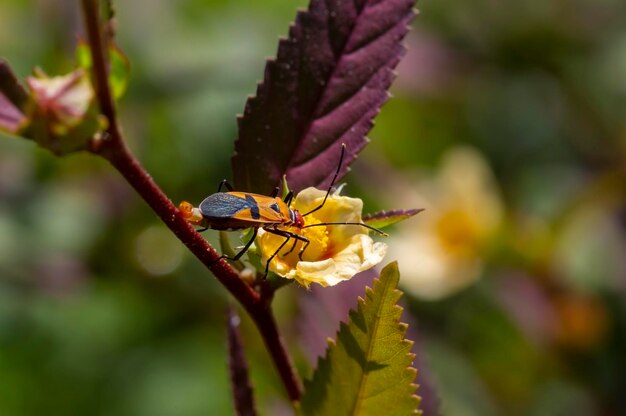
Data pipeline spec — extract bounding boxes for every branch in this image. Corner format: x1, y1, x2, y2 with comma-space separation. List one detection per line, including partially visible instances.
79, 0, 257, 309
250, 298, 303, 402
80, 0, 301, 402
227, 305, 258, 415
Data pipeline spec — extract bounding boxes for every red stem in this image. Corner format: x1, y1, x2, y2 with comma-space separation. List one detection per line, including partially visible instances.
250, 304, 303, 401
108, 143, 302, 402
106, 142, 260, 305
80, 0, 301, 402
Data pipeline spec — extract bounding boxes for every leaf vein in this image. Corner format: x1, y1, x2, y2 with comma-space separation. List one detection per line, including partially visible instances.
351, 275, 396, 415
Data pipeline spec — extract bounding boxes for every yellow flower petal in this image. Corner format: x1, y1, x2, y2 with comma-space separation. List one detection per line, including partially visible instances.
388, 146, 503, 300
257, 187, 387, 288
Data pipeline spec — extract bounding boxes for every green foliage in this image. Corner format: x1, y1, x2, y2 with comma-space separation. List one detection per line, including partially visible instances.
76, 41, 130, 100
299, 262, 420, 416
2, 0, 626, 414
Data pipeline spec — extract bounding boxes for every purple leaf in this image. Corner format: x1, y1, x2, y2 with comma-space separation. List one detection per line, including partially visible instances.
233, 0, 416, 193
226, 306, 258, 416
298, 269, 377, 362
0, 60, 28, 132
363, 208, 424, 229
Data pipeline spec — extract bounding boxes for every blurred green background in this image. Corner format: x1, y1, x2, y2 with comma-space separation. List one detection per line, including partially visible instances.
1, 0, 626, 415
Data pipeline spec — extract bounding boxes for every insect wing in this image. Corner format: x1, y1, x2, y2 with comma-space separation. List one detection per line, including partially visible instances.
257, 202, 288, 223
228, 192, 285, 223
199, 193, 253, 219
199, 192, 285, 224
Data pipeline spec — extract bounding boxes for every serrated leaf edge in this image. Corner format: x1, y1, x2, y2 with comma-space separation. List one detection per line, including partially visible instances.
302, 262, 421, 415
233, 1, 417, 192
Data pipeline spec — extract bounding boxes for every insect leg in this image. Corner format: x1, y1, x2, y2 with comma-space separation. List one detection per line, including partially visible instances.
301, 143, 345, 217
270, 187, 280, 197
284, 237, 299, 256
303, 221, 388, 236
206, 228, 258, 269
217, 179, 235, 192
263, 230, 291, 278
263, 228, 309, 278
297, 238, 311, 261
226, 227, 259, 261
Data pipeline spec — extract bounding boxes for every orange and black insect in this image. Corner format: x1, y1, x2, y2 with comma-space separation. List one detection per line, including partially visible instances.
179, 144, 386, 276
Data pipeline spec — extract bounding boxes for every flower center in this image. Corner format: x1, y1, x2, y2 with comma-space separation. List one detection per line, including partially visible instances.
299, 214, 329, 261
434, 209, 480, 257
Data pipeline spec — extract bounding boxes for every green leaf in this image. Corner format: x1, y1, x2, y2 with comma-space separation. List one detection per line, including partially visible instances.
108, 45, 130, 99
76, 40, 130, 100
363, 209, 424, 230
299, 262, 421, 416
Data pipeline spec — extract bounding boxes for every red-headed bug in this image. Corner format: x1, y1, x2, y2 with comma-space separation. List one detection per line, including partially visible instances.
179, 144, 386, 277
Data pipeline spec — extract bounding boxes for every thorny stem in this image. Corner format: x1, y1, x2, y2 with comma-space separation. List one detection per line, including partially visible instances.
80, 0, 302, 402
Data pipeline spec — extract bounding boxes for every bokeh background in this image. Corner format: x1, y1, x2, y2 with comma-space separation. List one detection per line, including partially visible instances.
1, 0, 626, 415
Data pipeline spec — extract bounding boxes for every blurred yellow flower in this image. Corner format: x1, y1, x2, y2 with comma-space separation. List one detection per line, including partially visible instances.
389, 146, 503, 300
256, 187, 387, 288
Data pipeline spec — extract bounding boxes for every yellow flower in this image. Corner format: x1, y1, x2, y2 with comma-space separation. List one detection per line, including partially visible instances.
256, 187, 387, 288
389, 146, 503, 300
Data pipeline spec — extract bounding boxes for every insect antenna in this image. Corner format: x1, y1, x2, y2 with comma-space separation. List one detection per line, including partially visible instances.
301, 143, 346, 217
302, 221, 388, 236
